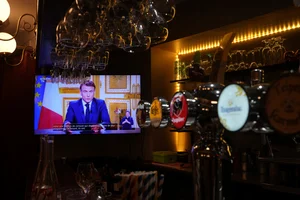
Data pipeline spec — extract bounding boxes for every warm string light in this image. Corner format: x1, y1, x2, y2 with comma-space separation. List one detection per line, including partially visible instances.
175, 132, 191, 152
178, 20, 300, 55
175, 54, 181, 91
175, 83, 180, 91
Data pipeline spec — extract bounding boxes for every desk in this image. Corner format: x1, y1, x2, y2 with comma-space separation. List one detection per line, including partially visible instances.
34, 129, 141, 135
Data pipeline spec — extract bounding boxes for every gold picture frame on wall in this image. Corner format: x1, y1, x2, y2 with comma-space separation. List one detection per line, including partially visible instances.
105, 98, 131, 123
57, 76, 101, 98
105, 75, 131, 94
62, 97, 79, 120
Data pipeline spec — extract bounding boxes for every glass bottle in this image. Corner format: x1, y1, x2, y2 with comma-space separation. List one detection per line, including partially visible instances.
31, 135, 58, 200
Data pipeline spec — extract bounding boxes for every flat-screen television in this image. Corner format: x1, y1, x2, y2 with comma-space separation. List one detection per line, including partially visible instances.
34, 75, 141, 135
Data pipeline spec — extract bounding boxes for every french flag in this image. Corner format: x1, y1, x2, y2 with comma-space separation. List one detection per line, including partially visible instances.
38, 80, 63, 129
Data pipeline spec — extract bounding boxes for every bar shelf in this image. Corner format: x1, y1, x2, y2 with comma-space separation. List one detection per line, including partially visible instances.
170, 60, 299, 84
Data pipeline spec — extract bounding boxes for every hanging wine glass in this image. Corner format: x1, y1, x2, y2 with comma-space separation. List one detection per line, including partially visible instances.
79, 64, 92, 82
110, 0, 131, 18
96, 0, 113, 10
51, 48, 63, 68
63, 3, 90, 49
52, 45, 74, 69
127, 0, 148, 25
101, 15, 122, 47
119, 16, 137, 48
135, 13, 169, 45
147, 23, 169, 44
50, 67, 61, 83
89, 50, 110, 71
123, 34, 151, 53
123, 19, 151, 53
151, 0, 176, 23
76, 0, 100, 41
60, 68, 69, 84
76, 0, 97, 15
143, 0, 166, 25
52, 0, 176, 81
56, 20, 77, 49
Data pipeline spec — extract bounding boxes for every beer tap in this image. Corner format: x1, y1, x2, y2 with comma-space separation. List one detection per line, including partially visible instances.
217, 61, 300, 178
264, 72, 300, 136
248, 69, 274, 158
136, 97, 170, 129
149, 97, 170, 128
189, 32, 235, 200
137, 32, 236, 200
136, 100, 151, 128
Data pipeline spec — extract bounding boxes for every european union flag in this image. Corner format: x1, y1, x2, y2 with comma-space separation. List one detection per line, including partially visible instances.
34, 75, 46, 130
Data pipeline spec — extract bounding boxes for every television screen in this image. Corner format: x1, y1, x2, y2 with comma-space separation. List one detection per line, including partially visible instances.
34, 75, 141, 135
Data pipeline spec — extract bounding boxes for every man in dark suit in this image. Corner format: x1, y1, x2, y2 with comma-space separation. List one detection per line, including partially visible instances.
64, 80, 110, 133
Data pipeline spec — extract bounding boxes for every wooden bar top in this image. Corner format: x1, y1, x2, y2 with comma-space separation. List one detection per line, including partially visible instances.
151, 162, 193, 173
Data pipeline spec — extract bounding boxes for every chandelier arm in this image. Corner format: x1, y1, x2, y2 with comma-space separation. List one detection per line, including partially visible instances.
0, 14, 37, 41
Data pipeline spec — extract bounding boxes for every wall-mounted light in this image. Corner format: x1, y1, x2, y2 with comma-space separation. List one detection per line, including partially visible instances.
0, 0, 37, 66
0, 32, 16, 54
0, 0, 10, 25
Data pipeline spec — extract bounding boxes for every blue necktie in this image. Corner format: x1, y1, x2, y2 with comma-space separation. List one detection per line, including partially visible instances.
85, 103, 90, 123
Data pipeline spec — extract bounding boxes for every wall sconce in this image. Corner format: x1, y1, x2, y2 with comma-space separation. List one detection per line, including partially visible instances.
0, 0, 10, 25
0, 32, 16, 54
0, 0, 37, 66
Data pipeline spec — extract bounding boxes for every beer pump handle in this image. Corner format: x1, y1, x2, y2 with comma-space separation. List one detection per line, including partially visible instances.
209, 32, 236, 84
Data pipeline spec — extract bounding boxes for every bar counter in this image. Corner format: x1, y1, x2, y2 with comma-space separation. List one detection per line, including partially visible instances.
25, 157, 300, 200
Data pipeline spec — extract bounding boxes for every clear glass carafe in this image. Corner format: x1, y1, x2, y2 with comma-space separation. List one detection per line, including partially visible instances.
31, 135, 58, 200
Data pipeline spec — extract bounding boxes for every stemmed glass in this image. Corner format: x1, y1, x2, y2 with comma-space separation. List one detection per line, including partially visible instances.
75, 162, 99, 195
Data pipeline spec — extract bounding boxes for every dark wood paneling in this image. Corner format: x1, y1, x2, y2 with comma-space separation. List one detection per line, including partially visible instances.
166, 0, 294, 42
0, 51, 38, 199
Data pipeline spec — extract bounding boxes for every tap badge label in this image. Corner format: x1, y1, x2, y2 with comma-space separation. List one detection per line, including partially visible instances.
217, 84, 250, 132
150, 98, 162, 128
265, 74, 300, 135
170, 92, 188, 130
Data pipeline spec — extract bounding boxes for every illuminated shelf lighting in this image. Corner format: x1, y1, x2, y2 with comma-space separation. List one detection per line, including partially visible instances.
174, 55, 181, 91
178, 20, 300, 55
175, 83, 180, 91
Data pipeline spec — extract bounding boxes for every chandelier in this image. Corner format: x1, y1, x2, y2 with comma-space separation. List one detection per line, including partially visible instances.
50, 0, 176, 83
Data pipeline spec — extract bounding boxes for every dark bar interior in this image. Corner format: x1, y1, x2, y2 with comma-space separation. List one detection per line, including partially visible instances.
1, 0, 300, 199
